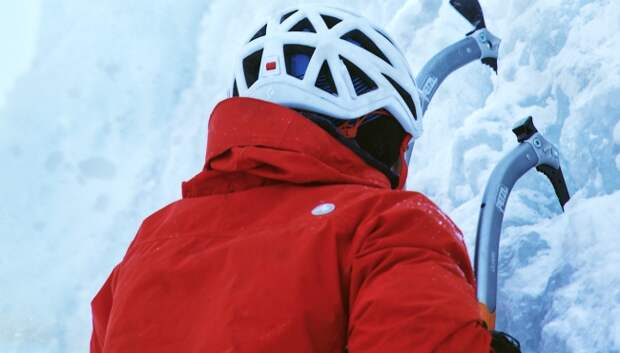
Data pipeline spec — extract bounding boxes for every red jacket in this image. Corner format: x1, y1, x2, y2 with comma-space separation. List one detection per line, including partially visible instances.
91, 97, 491, 353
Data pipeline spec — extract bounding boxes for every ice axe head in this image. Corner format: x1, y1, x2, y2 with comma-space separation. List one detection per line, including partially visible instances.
512, 117, 571, 210
450, 0, 499, 74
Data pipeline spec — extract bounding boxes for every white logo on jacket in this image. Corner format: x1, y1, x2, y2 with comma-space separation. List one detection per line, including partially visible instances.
311, 203, 336, 216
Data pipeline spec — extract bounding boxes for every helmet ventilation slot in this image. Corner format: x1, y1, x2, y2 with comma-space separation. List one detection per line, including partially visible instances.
341, 56, 378, 96
284, 45, 316, 80
243, 49, 263, 88
382, 74, 417, 120
280, 10, 298, 23
289, 18, 316, 33
232, 80, 239, 97
315, 61, 338, 95
321, 15, 342, 29
341, 30, 392, 66
249, 24, 267, 42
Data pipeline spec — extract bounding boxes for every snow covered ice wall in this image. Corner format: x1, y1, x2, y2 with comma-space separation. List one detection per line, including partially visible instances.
0, 0, 619, 352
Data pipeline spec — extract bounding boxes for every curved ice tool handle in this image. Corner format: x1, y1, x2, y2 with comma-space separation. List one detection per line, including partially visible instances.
474, 116, 570, 330
416, 0, 501, 115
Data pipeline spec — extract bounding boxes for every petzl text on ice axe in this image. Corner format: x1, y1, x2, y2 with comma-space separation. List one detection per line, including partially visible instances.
416, 0, 501, 115
474, 117, 570, 330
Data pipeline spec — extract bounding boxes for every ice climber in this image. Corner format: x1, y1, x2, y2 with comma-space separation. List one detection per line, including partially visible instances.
91, 5, 520, 353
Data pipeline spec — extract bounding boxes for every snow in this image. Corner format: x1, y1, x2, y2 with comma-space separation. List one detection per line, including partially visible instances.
1, 1, 619, 352
0, 1, 40, 109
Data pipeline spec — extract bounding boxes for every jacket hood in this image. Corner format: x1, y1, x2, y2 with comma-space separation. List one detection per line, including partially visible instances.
182, 97, 391, 198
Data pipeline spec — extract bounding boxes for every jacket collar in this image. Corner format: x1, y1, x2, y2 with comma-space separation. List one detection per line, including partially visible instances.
182, 97, 391, 198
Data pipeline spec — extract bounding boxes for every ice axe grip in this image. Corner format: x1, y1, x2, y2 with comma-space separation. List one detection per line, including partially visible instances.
537, 165, 570, 209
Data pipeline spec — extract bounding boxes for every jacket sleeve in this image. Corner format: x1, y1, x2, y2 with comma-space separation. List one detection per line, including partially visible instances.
90, 265, 120, 353
347, 194, 491, 353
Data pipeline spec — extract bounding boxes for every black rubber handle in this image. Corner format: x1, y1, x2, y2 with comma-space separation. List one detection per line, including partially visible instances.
512, 116, 538, 143
482, 57, 498, 73
450, 0, 487, 30
536, 165, 571, 210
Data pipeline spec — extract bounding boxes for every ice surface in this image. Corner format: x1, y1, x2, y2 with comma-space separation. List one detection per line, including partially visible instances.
0, 1, 40, 108
1, 1, 619, 352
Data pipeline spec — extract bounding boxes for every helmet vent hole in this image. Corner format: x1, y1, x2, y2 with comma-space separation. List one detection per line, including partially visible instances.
284, 45, 316, 80
321, 15, 342, 29
289, 17, 316, 33
382, 74, 418, 120
232, 80, 239, 97
340, 56, 378, 96
315, 61, 338, 96
280, 10, 298, 23
249, 24, 267, 42
341, 30, 392, 66
243, 49, 263, 88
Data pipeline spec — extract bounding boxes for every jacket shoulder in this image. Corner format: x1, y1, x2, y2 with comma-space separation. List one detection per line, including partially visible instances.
351, 188, 469, 267
355, 188, 461, 237
121, 200, 183, 259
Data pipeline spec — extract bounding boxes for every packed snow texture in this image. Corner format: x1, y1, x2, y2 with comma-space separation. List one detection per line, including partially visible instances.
1, 1, 619, 352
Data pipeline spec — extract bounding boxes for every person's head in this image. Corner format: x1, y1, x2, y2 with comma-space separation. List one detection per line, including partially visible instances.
229, 5, 422, 188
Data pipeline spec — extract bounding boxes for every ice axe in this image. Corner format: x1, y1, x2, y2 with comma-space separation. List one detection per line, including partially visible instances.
416, 0, 501, 115
474, 116, 570, 330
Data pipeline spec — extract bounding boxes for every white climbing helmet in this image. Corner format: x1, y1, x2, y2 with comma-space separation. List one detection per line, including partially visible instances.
229, 5, 423, 140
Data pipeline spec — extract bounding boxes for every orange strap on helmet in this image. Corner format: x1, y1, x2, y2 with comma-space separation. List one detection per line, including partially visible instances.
396, 134, 412, 189
337, 109, 393, 138
337, 117, 367, 138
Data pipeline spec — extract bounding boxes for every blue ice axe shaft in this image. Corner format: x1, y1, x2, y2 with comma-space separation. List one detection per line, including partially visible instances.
474, 116, 570, 330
